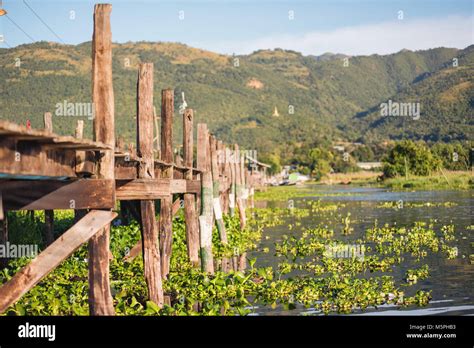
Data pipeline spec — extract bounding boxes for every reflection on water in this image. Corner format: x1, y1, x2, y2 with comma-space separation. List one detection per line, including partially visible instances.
250, 185, 473, 316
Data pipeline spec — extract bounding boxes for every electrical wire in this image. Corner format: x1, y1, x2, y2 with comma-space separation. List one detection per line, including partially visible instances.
22, 0, 65, 44
4, 14, 35, 42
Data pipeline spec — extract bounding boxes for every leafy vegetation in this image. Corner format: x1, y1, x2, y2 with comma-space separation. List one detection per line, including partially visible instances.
1, 189, 462, 316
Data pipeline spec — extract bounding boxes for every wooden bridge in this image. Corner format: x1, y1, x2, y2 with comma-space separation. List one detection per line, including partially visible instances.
0, 4, 268, 315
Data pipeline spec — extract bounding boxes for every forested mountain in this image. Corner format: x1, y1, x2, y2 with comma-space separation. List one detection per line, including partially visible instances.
0, 41, 471, 158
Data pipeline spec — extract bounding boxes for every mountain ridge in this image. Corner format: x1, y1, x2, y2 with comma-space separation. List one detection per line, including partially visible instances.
0, 41, 472, 160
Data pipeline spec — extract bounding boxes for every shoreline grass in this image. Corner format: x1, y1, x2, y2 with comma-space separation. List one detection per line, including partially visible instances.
317, 170, 473, 190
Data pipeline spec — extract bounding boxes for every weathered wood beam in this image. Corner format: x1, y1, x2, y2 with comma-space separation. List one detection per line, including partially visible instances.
0, 137, 77, 178
1, 179, 115, 210
3, 181, 107, 211
89, 3, 115, 316
0, 210, 117, 314
115, 179, 200, 200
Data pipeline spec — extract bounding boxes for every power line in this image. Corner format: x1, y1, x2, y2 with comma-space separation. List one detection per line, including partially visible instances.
5, 14, 35, 42
22, 0, 65, 44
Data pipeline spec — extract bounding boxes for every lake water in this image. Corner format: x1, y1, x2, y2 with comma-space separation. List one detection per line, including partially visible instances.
249, 185, 473, 316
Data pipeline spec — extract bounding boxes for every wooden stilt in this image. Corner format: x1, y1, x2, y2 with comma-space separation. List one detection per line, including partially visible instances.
0, 213, 8, 269
229, 146, 236, 217
43, 113, 55, 246
123, 198, 181, 263
159, 89, 174, 279
197, 124, 214, 274
89, 3, 115, 316
136, 62, 164, 306
235, 144, 246, 230
210, 136, 229, 271
183, 109, 199, 267
44, 210, 54, 246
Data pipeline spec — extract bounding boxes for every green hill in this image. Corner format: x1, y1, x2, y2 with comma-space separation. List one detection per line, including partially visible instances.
353, 45, 474, 142
0, 41, 471, 159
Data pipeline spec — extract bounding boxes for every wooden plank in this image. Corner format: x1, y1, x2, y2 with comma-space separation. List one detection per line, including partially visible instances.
0, 121, 111, 150
116, 179, 170, 200
1, 179, 115, 210
89, 3, 115, 316
136, 62, 164, 307
183, 108, 199, 267
0, 210, 117, 314
116, 179, 200, 200
0, 138, 77, 179
159, 89, 174, 279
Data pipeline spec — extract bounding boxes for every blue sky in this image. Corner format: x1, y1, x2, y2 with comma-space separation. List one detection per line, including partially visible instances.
0, 0, 472, 55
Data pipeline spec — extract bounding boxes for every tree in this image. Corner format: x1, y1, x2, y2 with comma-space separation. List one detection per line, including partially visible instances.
382, 140, 441, 178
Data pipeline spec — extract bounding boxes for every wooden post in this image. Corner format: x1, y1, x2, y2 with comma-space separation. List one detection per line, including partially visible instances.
240, 152, 247, 208
42, 112, 55, 246
0, 214, 8, 268
197, 124, 214, 274
218, 141, 229, 214
74, 119, 84, 168
89, 3, 115, 316
74, 120, 88, 223
153, 106, 160, 159
123, 198, 181, 263
136, 62, 164, 306
246, 170, 254, 209
210, 136, 230, 272
235, 144, 246, 230
183, 109, 199, 267
74, 120, 95, 176
44, 210, 54, 246
229, 146, 236, 217
43, 112, 53, 132
159, 89, 174, 278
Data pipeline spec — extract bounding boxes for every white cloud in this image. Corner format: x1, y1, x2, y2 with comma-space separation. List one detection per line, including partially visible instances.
193, 16, 474, 55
